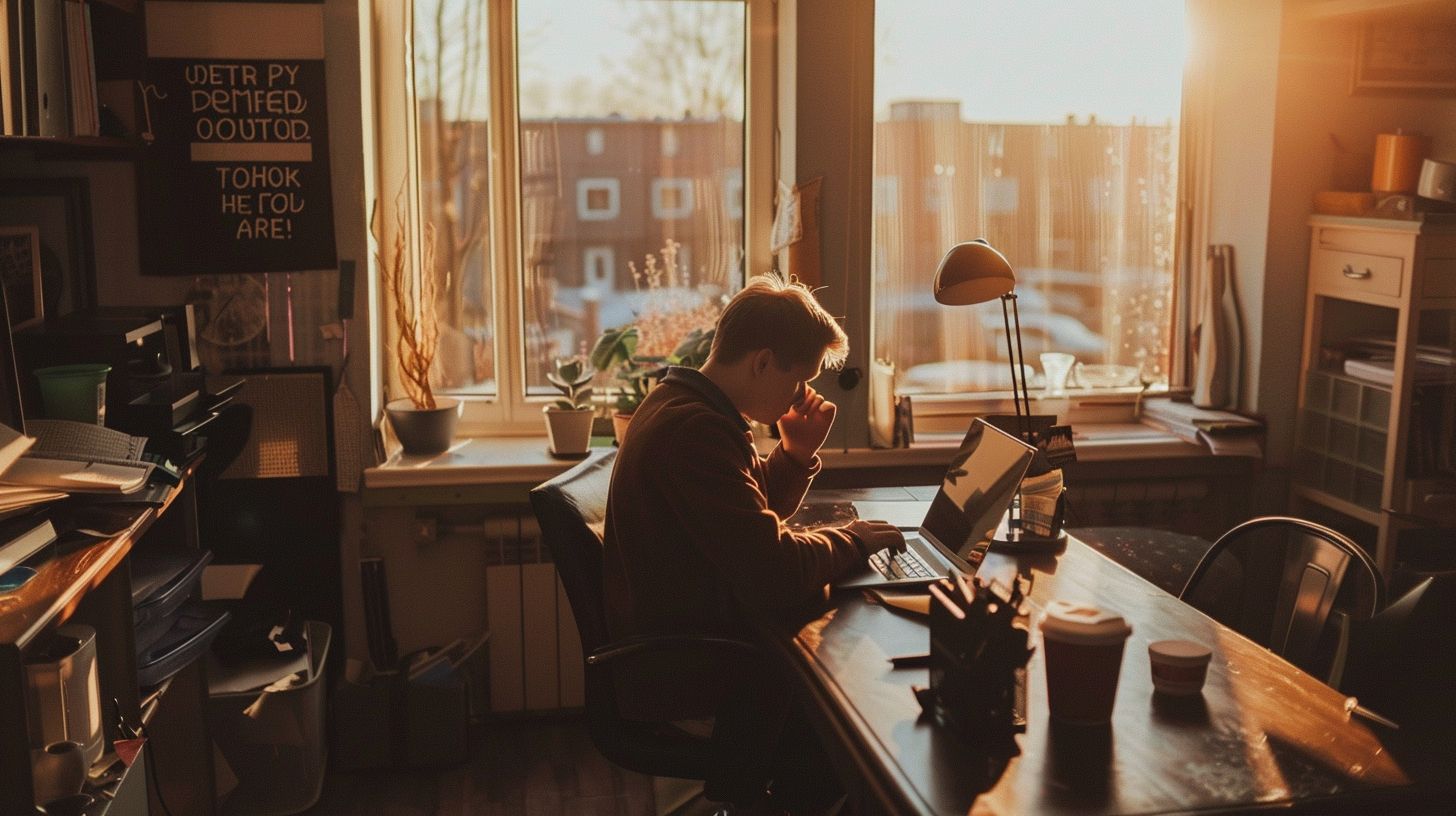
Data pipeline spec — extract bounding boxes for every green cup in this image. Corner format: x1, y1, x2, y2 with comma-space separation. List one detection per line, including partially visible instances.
34, 364, 112, 425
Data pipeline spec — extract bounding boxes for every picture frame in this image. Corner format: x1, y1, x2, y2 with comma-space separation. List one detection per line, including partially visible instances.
0, 227, 44, 329
0, 178, 97, 321
1352, 16, 1456, 95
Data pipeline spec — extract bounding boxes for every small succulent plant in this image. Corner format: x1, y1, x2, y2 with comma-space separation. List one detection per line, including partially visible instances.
546, 357, 595, 411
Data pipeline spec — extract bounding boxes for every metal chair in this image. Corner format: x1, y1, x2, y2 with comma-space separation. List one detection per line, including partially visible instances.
1342, 573, 1456, 732
1180, 516, 1384, 683
528, 450, 760, 797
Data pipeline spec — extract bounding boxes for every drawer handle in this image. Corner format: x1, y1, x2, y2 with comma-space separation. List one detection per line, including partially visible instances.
1342, 264, 1372, 280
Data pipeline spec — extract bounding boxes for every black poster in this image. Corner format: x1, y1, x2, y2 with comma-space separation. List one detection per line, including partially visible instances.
139, 1, 336, 276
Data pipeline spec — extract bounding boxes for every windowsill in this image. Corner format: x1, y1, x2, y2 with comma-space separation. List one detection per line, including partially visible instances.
363, 420, 1224, 490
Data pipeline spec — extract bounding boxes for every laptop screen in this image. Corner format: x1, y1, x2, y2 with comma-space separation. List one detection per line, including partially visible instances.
919, 419, 1036, 567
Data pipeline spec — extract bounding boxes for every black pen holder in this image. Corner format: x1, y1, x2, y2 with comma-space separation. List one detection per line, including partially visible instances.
918, 575, 1033, 739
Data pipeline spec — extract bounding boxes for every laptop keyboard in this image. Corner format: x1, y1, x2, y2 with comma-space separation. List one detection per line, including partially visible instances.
868, 549, 935, 579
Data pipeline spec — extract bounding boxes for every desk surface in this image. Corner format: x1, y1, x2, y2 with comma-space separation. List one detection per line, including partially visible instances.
777, 492, 1449, 815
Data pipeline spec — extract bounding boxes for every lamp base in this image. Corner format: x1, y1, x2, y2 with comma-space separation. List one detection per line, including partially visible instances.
990, 514, 1069, 553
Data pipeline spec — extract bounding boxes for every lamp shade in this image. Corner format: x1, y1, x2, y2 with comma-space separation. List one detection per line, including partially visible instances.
933, 239, 1016, 306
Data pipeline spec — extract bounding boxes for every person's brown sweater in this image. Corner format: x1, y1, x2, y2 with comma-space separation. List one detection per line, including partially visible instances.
601, 368, 866, 718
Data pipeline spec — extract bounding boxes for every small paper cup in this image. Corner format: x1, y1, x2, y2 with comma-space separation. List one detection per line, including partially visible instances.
1148, 640, 1212, 696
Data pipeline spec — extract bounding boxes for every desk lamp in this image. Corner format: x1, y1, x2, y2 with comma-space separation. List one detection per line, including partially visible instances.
932, 239, 1031, 441
935, 240, 1070, 548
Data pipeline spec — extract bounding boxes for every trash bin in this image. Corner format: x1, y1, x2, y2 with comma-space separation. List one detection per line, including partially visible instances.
207, 621, 331, 816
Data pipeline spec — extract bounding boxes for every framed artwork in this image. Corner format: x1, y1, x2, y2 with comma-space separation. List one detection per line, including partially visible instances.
0, 178, 96, 319
0, 227, 43, 329
1352, 17, 1456, 95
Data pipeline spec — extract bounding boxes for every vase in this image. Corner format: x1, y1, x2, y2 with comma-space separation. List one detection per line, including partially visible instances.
385, 397, 461, 456
544, 407, 593, 456
31, 740, 86, 806
611, 411, 634, 445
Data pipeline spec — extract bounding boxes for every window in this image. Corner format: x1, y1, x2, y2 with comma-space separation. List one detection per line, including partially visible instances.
576, 178, 621, 221
517, 0, 745, 397
651, 178, 695, 220
872, 0, 1186, 396
402, 0, 749, 425
583, 246, 614, 289
392, 0, 1182, 435
410, 0, 495, 396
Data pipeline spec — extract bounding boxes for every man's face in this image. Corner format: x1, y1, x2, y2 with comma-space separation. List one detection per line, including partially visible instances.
745, 351, 824, 426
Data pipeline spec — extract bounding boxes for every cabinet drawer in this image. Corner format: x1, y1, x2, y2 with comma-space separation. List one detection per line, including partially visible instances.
1311, 248, 1404, 299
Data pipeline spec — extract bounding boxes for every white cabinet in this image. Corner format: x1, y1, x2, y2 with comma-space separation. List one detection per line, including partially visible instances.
1293, 216, 1456, 578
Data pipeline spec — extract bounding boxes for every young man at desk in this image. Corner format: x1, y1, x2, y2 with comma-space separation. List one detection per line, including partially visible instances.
603, 275, 904, 812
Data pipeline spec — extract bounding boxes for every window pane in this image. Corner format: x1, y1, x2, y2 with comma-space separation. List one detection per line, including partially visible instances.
873, 1, 1185, 394
414, 0, 496, 396
518, 0, 745, 396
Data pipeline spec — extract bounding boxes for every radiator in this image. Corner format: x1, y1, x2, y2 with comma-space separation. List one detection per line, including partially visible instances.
480, 514, 585, 713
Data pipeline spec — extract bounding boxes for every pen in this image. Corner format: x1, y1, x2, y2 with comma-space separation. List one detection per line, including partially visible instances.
888, 652, 930, 668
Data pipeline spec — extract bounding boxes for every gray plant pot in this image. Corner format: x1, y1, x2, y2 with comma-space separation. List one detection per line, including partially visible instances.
386, 397, 461, 456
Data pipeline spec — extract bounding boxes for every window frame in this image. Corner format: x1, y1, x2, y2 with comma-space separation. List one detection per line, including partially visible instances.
377, 0, 775, 436
376, 0, 1198, 439
837, 2, 1201, 430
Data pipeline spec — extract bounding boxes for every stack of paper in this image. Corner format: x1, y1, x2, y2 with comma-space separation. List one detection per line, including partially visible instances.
1139, 398, 1264, 457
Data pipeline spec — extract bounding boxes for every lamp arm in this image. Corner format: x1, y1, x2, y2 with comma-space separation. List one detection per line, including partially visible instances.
1000, 295, 1024, 435
1010, 294, 1032, 423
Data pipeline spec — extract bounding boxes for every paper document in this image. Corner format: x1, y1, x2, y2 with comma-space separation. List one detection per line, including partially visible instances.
0, 458, 151, 493
0, 423, 36, 477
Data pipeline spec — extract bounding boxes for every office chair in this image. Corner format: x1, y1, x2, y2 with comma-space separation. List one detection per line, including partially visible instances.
1180, 516, 1384, 684
529, 451, 762, 798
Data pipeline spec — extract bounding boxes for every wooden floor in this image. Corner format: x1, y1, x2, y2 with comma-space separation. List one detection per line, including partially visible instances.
310, 715, 662, 815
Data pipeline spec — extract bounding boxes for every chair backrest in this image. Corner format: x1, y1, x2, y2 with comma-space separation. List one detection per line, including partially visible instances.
529, 451, 721, 784
529, 450, 616, 656
1180, 516, 1384, 679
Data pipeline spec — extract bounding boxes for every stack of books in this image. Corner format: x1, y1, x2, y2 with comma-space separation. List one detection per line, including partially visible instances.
0, 420, 153, 518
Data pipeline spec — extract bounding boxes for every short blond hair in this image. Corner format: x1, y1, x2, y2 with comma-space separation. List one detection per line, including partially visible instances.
710, 275, 849, 370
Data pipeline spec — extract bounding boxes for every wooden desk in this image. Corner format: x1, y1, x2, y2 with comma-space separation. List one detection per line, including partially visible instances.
773, 493, 1452, 815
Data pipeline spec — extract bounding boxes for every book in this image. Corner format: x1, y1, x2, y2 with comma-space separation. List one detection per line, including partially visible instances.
26, 419, 148, 466
0, 514, 57, 574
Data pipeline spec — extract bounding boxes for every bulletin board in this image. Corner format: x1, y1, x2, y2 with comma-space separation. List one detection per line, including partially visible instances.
138, 0, 337, 275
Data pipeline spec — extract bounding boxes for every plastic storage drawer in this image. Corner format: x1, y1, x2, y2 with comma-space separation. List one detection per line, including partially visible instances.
132, 549, 212, 652
136, 602, 230, 688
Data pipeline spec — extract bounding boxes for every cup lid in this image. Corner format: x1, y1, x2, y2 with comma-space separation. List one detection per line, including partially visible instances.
1148, 639, 1211, 667
1040, 600, 1131, 645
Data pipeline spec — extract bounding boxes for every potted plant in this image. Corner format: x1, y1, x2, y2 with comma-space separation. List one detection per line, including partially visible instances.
590, 325, 654, 443
378, 199, 460, 456
544, 356, 596, 456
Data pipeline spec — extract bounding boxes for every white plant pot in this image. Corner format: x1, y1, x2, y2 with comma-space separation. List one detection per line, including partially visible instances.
544, 407, 594, 456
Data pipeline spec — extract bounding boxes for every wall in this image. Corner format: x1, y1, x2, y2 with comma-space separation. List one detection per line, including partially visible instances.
3, 0, 373, 659
1260, 2, 1456, 467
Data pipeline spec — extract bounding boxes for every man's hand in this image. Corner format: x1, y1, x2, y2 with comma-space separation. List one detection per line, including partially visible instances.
778, 385, 835, 468
846, 519, 907, 559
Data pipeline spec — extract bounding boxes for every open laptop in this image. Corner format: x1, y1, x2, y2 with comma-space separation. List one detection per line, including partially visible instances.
837, 419, 1036, 589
